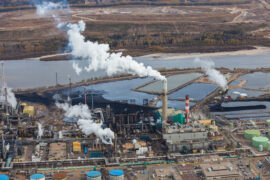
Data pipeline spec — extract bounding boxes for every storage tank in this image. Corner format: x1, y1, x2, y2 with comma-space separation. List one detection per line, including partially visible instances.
244, 129, 260, 140
267, 141, 270, 151
0, 175, 9, 180
53, 172, 67, 180
252, 136, 269, 148
30, 174, 45, 180
73, 141, 81, 152
267, 119, 270, 126
87, 171, 101, 180
109, 169, 124, 180
259, 144, 263, 152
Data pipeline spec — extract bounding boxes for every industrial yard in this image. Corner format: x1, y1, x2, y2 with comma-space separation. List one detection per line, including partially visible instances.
0, 59, 269, 179
2, 0, 270, 180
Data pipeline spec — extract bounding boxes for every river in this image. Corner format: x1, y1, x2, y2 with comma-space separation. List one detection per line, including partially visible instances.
2, 51, 270, 89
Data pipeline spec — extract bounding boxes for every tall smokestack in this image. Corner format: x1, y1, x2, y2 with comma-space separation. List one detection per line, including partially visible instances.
185, 95, 190, 125
162, 79, 167, 132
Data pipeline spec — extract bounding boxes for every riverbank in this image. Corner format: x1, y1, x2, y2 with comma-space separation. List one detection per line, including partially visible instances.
22, 45, 267, 62
142, 46, 270, 60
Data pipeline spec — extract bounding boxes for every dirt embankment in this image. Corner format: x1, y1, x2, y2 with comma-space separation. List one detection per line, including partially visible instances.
1, 3, 270, 60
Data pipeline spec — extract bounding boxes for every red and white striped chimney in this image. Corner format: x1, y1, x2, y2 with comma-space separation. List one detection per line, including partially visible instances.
185, 95, 190, 125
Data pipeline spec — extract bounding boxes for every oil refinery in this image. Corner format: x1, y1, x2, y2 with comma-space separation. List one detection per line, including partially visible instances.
0, 59, 269, 179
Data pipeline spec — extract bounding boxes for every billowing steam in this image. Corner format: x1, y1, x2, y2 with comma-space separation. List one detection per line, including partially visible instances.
37, 123, 44, 138
56, 102, 91, 119
56, 103, 114, 144
72, 62, 82, 75
194, 58, 227, 90
0, 87, 17, 109
33, 1, 165, 81
0, 63, 17, 109
66, 21, 165, 80
34, 0, 68, 16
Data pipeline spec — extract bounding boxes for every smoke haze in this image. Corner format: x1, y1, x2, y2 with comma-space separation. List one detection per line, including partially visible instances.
34, 2, 165, 80
56, 103, 114, 144
194, 58, 227, 89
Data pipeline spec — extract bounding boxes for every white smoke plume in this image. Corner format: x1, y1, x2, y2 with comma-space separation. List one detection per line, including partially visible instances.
56, 102, 91, 119
65, 21, 165, 80
56, 102, 114, 144
34, 1, 166, 81
59, 131, 63, 139
0, 69, 17, 109
37, 123, 44, 138
35, 1, 65, 16
194, 58, 227, 90
0, 87, 17, 109
72, 62, 82, 75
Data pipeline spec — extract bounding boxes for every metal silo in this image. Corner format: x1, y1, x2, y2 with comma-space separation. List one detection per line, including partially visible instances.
252, 136, 269, 148
244, 129, 260, 140
259, 144, 263, 152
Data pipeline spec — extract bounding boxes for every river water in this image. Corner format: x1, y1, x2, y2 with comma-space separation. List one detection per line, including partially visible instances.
2, 51, 270, 89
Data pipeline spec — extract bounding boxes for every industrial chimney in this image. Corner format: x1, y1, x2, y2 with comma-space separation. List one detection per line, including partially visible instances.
185, 95, 190, 125
162, 79, 168, 132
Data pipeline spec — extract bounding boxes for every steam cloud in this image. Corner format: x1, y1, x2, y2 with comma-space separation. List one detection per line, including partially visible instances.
56, 103, 114, 144
33, 0, 68, 16
65, 21, 165, 80
37, 123, 44, 138
194, 58, 227, 90
34, 2, 165, 81
0, 64, 17, 109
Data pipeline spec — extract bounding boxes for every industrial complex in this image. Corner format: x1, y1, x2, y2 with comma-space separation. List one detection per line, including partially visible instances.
0, 59, 269, 180
1, 0, 270, 179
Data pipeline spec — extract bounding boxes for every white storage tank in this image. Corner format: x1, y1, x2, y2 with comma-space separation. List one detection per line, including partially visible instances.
87, 171, 101, 180
109, 169, 124, 180
30, 174, 45, 180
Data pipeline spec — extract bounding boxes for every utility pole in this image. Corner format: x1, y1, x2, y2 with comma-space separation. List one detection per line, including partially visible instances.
67, 75, 72, 105
91, 87, 94, 110
55, 72, 58, 86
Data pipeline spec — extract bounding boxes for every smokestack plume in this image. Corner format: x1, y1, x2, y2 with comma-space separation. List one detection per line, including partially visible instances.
185, 95, 190, 125
194, 58, 227, 90
162, 79, 167, 132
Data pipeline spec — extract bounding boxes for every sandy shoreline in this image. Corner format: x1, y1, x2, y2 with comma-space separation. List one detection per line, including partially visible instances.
26, 46, 270, 61
142, 46, 270, 60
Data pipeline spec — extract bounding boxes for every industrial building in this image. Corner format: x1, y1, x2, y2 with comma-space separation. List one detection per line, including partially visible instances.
200, 162, 240, 180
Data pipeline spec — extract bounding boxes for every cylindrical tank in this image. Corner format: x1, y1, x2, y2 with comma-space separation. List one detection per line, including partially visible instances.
0, 175, 9, 180
244, 129, 260, 140
30, 174, 45, 180
267, 119, 270, 126
267, 141, 270, 151
109, 169, 124, 180
53, 172, 67, 180
259, 144, 263, 152
87, 171, 101, 180
252, 136, 269, 148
